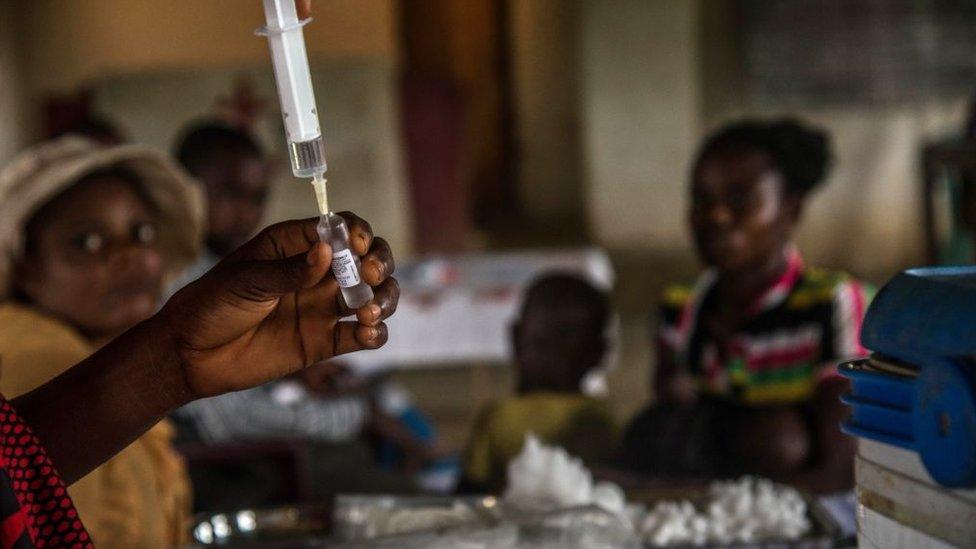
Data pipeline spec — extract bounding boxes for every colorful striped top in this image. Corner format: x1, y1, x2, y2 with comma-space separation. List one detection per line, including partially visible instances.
657, 250, 872, 406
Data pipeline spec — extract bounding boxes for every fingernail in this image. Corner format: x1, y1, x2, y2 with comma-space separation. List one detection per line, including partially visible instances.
306, 247, 318, 266
369, 304, 382, 321
368, 327, 380, 340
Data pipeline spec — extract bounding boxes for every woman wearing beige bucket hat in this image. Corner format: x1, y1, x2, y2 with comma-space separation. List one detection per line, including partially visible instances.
0, 136, 205, 547
0, 218, 396, 549
0, 127, 400, 548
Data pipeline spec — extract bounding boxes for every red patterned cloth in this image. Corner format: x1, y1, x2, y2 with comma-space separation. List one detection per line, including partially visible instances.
0, 397, 91, 549
656, 249, 873, 406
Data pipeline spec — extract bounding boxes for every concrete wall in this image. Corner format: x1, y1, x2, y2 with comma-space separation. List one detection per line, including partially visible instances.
698, 0, 968, 281
509, 0, 584, 223
578, 0, 968, 283
579, 0, 701, 253
10, 0, 411, 255
0, 3, 28, 164
20, 0, 397, 93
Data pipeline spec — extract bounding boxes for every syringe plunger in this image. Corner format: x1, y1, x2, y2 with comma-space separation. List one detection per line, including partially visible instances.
290, 137, 327, 178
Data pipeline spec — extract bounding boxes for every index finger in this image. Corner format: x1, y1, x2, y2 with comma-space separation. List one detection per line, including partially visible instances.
335, 211, 373, 256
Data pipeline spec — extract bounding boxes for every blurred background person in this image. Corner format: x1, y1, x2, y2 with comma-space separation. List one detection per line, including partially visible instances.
462, 273, 616, 492
287, 360, 453, 491
169, 119, 446, 509
175, 357, 450, 509
0, 136, 204, 547
623, 119, 869, 494
169, 120, 272, 290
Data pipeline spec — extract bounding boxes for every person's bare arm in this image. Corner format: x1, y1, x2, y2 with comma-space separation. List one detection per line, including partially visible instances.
785, 377, 856, 494
655, 333, 697, 405
13, 318, 189, 484
14, 214, 398, 484
366, 405, 447, 476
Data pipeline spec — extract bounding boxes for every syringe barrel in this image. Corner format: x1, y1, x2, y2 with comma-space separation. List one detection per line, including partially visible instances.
259, 0, 327, 177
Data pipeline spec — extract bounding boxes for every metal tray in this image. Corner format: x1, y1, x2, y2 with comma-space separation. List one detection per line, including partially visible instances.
330, 493, 841, 548
190, 505, 333, 547
189, 492, 842, 548
331, 494, 502, 541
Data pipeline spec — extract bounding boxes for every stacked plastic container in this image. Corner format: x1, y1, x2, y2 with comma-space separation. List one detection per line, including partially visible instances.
838, 267, 976, 548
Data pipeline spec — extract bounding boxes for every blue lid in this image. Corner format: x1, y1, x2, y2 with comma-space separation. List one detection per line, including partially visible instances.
862, 267, 976, 366
837, 360, 914, 409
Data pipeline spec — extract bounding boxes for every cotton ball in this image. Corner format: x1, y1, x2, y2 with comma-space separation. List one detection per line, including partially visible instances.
592, 481, 626, 516
640, 501, 700, 547
503, 434, 594, 511
688, 515, 708, 545
503, 433, 631, 523
639, 476, 812, 546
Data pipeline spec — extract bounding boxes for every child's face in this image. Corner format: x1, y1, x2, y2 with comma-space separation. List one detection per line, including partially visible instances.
514, 304, 603, 391
17, 174, 164, 340
197, 151, 270, 255
690, 149, 799, 272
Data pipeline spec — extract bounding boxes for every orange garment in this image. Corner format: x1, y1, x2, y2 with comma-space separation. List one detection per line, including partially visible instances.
0, 302, 191, 548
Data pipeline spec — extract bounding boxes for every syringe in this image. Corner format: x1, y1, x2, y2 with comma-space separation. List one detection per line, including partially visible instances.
257, 0, 373, 309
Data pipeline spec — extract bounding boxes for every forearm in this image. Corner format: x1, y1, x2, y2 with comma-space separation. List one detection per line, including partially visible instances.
785, 461, 854, 494
367, 405, 428, 455
12, 316, 192, 484
654, 337, 695, 404
785, 378, 856, 494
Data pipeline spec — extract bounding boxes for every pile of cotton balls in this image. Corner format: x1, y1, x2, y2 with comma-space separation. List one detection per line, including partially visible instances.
335, 435, 815, 547
502, 436, 811, 546
502, 434, 626, 517
639, 477, 810, 546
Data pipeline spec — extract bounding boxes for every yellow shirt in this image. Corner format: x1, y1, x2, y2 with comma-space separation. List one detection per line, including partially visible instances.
0, 302, 191, 548
463, 391, 616, 489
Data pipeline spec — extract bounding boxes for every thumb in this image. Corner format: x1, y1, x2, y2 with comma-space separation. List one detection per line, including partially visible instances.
227, 242, 332, 301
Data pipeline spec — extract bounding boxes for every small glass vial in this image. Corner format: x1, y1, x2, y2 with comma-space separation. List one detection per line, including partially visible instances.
317, 212, 374, 309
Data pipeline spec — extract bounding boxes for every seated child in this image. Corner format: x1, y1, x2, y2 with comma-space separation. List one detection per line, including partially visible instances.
462, 273, 616, 492
623, 118, 870, 494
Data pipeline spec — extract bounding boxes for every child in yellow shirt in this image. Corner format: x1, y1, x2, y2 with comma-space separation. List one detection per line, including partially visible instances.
462, 274, 616, 491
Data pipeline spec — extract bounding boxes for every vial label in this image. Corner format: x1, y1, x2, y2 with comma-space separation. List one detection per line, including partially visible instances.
331, 248, 361, 288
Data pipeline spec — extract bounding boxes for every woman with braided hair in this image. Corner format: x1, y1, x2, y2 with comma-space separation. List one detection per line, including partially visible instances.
625, 118, 870, 494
